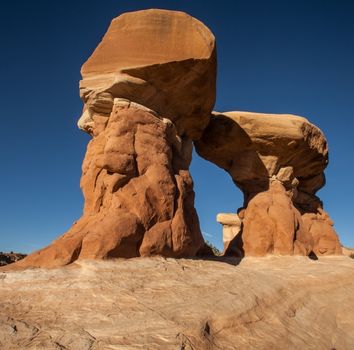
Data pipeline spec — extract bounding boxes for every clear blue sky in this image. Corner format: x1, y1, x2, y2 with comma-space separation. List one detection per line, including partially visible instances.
1, 0, 353, 253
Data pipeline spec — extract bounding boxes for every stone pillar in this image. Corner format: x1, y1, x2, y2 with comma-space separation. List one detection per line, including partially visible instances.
216, 213, 242, 253
15, 9, 217, 268
295, 191, 342, 256
16, 99, 204, 268
238, 179, 313, 256
196, 111, 342, 257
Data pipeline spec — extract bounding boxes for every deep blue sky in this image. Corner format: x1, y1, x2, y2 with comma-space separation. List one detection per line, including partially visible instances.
1, 0, 353, 253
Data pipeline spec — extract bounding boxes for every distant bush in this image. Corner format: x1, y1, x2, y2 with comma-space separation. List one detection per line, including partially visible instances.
0, 252, 27, 266
350, 254, 354, 259
205, 241, 222, 256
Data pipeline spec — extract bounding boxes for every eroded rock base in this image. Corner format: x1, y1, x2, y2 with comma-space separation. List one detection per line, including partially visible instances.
1, 257, 354, 349
15, 100, 203, 268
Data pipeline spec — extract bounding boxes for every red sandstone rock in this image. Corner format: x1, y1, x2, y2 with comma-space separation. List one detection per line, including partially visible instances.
196, 111, 341, 257
6, 10, 343, 266
195, 111, 328, 199
302, 210, 342, 256
79, 9, 216, 140
237, 181, 313, 256
16, 100, 204, 268
13, 9, 217, 268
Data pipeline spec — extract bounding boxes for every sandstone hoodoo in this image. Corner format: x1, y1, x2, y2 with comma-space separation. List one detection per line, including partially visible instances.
13, 9, 216, 268
17, 100, 204, 268
8, 9, 343, 269
79, 9, 216, 140
196, 112, 342, 256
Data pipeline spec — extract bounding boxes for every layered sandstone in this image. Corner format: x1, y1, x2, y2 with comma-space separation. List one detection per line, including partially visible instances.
1, 257, 354, 349
80, 9, 216, 139
15, 100, 204, 268
12, 10, 217, 268
8, 9, 343, 266
196, 111, 342, 256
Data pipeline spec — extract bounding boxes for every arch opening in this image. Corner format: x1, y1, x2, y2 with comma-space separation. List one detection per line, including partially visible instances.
190, 147, 243, 254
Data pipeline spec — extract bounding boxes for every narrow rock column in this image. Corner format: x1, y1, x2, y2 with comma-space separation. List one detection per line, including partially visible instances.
16, 99, 204, 268
238, 178, 313, 256
295, 191, 342, 256
14, 9, 217, 268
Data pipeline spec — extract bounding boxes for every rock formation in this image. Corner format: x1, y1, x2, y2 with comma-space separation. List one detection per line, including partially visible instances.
79, 9, 216, 140
196, 112, 342, 256
216, 213, 242, 252
14, 9, 216, 268
9, 9, 342, 268
2, 257, 354, 349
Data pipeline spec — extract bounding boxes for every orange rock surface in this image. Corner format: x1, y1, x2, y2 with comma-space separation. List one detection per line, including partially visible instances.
79, 9, 216, 140
8, 9, 343, 267
196, 111, 342, 257
13, 9, 217, 268
2, 257, 354, 349
16, 100, 203, 268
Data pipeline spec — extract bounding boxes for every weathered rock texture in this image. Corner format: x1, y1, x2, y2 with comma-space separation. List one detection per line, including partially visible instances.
16, 100, 204, 268
79, 9, 216, 140
1, 257, 354, 349
10, 9, 342, 266
196, 111, 342, 257
14, 9, 217, 268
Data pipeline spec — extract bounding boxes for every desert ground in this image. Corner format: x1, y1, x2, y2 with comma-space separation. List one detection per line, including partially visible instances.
1, 256, 354, 349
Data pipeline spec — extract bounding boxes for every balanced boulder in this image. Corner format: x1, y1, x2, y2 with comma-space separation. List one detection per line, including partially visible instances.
80, 9, 216, 139
15, 9, 216, 268
196, 111, 341, 256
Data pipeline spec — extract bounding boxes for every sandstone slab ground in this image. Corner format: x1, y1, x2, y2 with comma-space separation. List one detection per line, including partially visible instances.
1, 256, 354, 349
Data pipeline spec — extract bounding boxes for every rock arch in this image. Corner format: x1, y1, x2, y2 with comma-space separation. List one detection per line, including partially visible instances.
195, 111, 342, 257
14, 9, 341, 268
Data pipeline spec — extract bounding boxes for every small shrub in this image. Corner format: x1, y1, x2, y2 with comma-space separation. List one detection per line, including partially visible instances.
205, 240, 222, 256
350, 253, 354, 259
